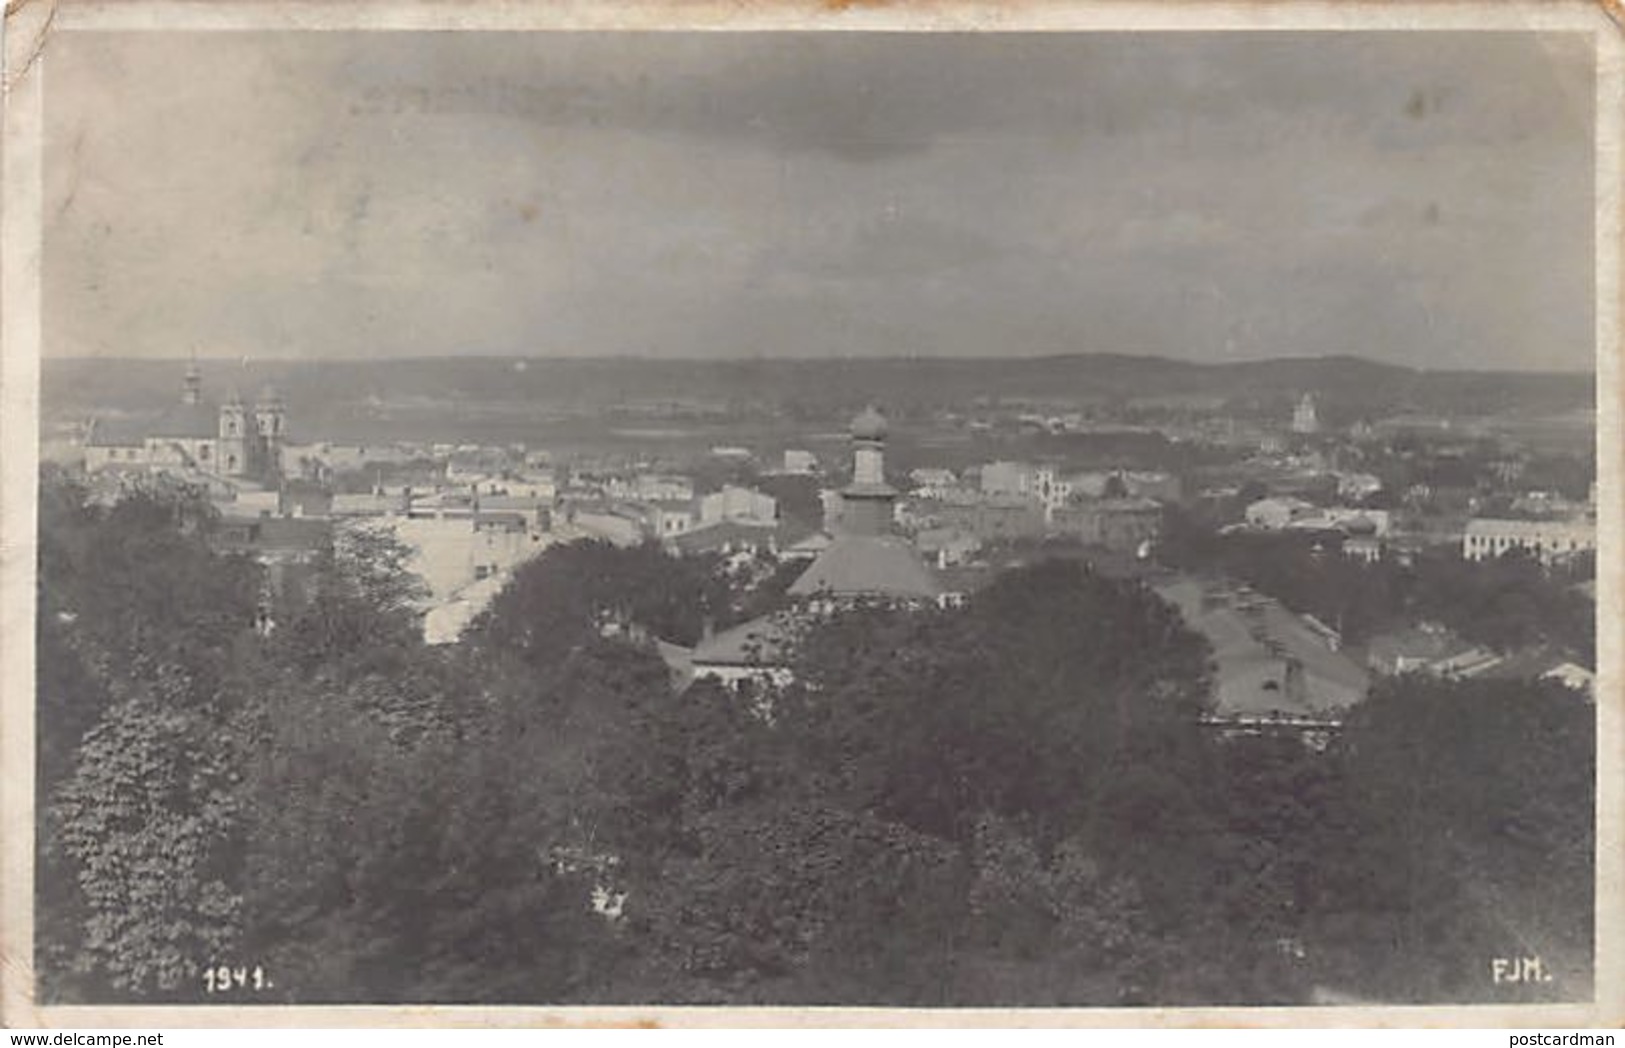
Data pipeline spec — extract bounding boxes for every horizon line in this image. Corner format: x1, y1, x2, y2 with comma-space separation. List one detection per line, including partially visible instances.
40, 351, 1600, 377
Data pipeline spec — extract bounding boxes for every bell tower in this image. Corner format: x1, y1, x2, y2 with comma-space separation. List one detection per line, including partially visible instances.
219, 389, 250, 477
254, 385, 286, 480
181, 357, 203, 405
840, 405, 897, 536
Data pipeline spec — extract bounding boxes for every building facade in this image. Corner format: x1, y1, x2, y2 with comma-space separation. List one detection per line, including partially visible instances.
85, 361, 285, 482
1462, 518, 1596, 564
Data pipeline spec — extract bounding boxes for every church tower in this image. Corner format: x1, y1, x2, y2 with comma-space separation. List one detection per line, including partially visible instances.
787, 404, 941, 606
840, 405, 897, 536
181, 358, 203, 405
1292, 393, 1320, 435
218, 390, 250, 477
254, 385, 286, 480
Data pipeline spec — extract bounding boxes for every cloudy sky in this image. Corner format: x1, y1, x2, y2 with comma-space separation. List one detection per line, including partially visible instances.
44, 30, 1595, 369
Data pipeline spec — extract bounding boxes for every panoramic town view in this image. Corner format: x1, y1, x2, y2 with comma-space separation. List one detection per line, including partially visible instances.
28, 29, 1599, 1011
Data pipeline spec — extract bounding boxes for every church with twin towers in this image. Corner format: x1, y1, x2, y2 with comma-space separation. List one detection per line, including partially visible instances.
83, 359, 287, 481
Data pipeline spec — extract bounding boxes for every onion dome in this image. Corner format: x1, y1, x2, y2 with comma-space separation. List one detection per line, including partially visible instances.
851, 405, 888, 441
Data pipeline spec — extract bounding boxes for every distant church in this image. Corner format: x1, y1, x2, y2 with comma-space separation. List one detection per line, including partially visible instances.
84, 360, 286, 482
785, 405, 943, 607
680, 406, 943, 688
1291, 393, 1320, 435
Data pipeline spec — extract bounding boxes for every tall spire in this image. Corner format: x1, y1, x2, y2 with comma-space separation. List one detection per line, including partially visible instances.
182, 352, 203, 405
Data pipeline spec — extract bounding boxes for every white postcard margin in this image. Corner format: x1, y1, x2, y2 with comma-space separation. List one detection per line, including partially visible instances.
1, 0, 1620, 1029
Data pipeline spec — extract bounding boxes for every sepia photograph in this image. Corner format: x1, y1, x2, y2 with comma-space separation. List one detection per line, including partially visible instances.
1, 0, 1620, 1026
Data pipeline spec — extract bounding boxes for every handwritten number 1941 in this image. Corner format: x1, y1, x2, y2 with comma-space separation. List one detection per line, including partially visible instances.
203, 965, 272, 993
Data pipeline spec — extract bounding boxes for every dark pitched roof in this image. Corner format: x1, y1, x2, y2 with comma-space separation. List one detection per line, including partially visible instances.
214, 516, 331, 554
149, 401, 219, 439
843, 480, 899, 499
1476, 646, 1570, 682
690, 613, 802, 667
788, 534, 942, 600
1366, 626, 1470, 665
85, 416, 149, 447
668, 520, 779, 555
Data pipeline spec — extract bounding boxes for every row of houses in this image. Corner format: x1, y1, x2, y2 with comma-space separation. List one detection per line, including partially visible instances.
911, 462, 1181, 512
1364, 622, 1594, 697
1461, 517, 1597, 564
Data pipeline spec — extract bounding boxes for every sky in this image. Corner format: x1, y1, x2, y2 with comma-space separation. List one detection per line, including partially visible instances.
43, 30, 1596, 369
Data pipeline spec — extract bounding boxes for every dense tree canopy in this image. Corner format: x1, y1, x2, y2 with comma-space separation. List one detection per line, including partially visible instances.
467, 539, 730, 659
35, 469, 1595, 1007
1158, 510, 1595, 660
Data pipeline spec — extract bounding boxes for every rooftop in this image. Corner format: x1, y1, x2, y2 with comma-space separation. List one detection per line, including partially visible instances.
690, 613, 803, 668
85, 416, 149, 448
214, 515, 331, 554
1154, 576, 1368, 717
788, 534, 943, 601
150, 401, 222, 440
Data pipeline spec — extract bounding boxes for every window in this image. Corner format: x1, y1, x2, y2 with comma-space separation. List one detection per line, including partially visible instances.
199, 445, 210, 460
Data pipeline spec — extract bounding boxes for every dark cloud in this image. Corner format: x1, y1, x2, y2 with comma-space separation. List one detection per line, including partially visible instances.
43, 30, 1596, 369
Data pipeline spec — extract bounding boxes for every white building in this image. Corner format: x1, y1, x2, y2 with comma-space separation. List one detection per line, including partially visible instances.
908, 467, 960, 500
781, 449, 818, 475
1462, 518, 1596, 564
1335, 472, 1384, 502
642, 501, 698, 538
1245, 496, 1317, 530
981, 460, 1039, 499
698, 485, 777, 527
394, 512, 546, 601
1292, 394, 1320, 435
1287, 507, 1391, 537
627, 473, 695, 503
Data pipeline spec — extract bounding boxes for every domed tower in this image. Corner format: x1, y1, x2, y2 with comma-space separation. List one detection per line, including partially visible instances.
218, 389, 250, 477
181, 357, 203, 406
1292, 393, 1320, 435
788, 405, 942, 607
841, 405, 897, 536
254, 385, 286, 479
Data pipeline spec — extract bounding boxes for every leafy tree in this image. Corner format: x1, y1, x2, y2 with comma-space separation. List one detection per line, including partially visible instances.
271, 521, 428, 678
470, 539, 730, 662
1304, 676, 1594, 1003
1157, 516, 1594, 660
231, 633, 673, 1003
49, 678, 245, 998
718, 554, 806, 628
35, 462, 1596, 1009
36, 468, 263, 1001
780, 561, 1212, 846
619, 796, 962, 1004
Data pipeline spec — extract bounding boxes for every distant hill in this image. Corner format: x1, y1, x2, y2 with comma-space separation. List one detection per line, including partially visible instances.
41, 353, 1594, 444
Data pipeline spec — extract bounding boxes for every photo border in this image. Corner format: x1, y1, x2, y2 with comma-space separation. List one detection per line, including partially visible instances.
3, 0, 1621, 1028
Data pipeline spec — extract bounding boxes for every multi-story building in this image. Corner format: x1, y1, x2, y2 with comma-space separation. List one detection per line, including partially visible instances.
698, 485, 778, 528
1462, 518, 1596, 564
1050, 498, 1163, 553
